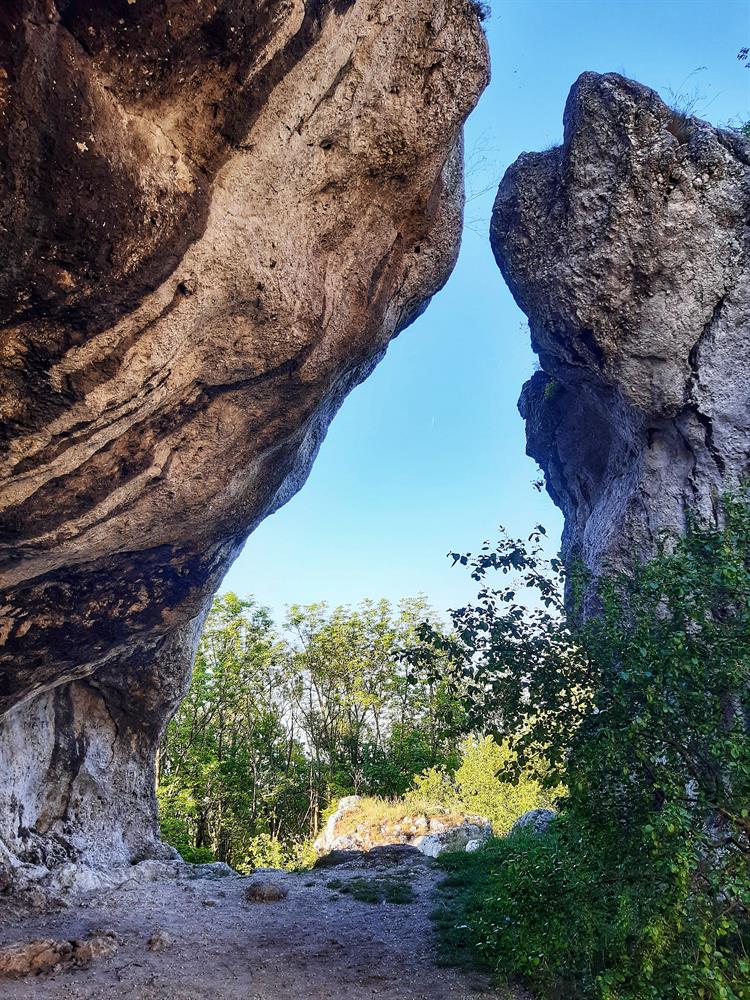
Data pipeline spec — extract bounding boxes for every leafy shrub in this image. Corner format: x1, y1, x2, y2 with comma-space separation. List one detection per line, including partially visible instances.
237, 833, 317, 873
407, 766, 457, 807
454, 736, 555, 835
418, 495, 750, 999
406, 736, 556, 834
178, 844, 217, 865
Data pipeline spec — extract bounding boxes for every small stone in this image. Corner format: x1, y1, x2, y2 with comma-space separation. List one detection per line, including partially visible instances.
244, 880, 288, 903
147, 929, 174, 952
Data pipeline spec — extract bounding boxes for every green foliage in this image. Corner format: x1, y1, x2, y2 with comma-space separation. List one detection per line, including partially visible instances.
408, 766, 457, 807
415, 495, 750, 999
406, 736, 556, 835
454, 736, 555, 835
327, 875, 415, 904
159, 594, 460, 869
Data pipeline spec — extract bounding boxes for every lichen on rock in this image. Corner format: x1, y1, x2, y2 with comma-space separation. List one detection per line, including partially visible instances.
491, 72, 750, 582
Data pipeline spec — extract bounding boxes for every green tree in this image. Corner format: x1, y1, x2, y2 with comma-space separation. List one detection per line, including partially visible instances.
158, 593, 462, 866
415, 498, 750, 999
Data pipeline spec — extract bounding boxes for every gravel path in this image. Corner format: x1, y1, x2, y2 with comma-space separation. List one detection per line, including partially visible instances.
0, 848, 525, 1000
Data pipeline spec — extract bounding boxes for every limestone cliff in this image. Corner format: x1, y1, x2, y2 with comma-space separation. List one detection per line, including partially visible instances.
491, 73, 750, 579
0, 0, 488, 878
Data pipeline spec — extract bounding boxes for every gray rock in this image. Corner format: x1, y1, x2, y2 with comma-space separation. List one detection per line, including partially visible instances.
191, 862, 235, 880
314, 797, 363, 855
491, 73, 750, 586
509, 809, 556, 837
413, 822, 491, 858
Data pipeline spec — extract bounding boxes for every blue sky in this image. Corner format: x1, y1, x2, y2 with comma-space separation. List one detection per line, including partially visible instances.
222, 0, 750, 619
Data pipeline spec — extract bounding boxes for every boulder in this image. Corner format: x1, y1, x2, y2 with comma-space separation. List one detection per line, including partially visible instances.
244, 880, 289, 903
509, 809, 556, 837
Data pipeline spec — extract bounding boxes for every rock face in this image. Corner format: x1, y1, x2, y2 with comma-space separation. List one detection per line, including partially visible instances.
508, 808, 555, 837
491, 73, 750, 579
0, 1, 488, 876
314, 796, 492, 858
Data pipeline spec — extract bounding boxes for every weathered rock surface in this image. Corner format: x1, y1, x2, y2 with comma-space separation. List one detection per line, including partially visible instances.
315, 795, 492, 858
508, 808, 555, 837
491, 73, 750, 579
0, 930, 118, 978
0, 1, 488, 876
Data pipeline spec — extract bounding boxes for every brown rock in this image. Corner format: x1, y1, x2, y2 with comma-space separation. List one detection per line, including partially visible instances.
244, 881, 289, 903
0, 931, 117, 978
147, 929, 174, 952
0, 1, 488, 874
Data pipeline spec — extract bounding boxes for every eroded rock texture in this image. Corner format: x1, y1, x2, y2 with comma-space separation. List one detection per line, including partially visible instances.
0, 0, 488, 877
491, 73, 750, 577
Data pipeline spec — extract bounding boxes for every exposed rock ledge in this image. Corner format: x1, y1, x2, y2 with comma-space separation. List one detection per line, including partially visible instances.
314, 796, 492, 858
491, 73, 750, 579
0, 0, 488, 880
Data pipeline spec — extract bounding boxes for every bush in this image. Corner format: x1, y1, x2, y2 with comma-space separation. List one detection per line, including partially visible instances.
454, 736, 555, 835
406, 737, 555, 834
417, 495, 750, 999
237, 833, 317, 873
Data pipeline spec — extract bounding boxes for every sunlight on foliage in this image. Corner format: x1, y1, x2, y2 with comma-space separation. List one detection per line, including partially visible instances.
418, 494, 750, 999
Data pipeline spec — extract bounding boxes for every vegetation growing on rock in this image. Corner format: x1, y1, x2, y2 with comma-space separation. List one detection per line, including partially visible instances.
419, 495, 750, 999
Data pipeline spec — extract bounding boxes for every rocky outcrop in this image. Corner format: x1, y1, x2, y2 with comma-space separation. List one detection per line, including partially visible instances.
0, 0, 488, 878
491, 73, 750, 579
315, 796, 492, 858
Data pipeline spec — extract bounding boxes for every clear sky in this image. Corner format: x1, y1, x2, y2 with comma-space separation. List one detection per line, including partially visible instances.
222, 0, 750, 619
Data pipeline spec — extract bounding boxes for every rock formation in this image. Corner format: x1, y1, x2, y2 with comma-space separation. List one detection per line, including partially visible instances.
314, 796, 492, 858
491, 73, 750, 578
0, 0, 488, 880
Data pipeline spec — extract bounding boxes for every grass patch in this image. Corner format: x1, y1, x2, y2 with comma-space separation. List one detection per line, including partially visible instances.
326, 875, 415, 904
431, 842, 499, 971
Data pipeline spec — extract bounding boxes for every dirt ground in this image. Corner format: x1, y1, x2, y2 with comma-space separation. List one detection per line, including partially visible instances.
0, 848, 526, 1000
